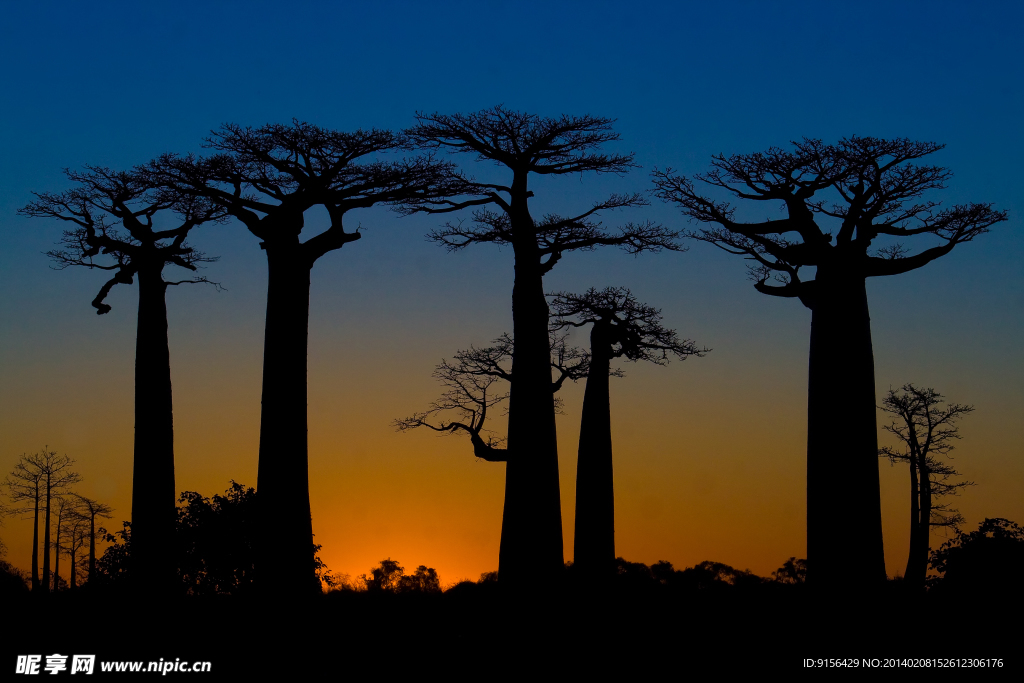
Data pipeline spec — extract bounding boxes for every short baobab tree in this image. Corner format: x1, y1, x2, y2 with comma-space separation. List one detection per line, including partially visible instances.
549, 287, 705, 578
395, 333, 588, 463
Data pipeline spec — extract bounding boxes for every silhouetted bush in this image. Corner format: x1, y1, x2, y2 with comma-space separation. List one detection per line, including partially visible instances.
930, 518, 1024, 596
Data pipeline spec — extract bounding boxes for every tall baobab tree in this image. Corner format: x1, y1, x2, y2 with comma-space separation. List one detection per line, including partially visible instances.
653, 137, 1006, 589
549, 287, 705, 579
148, 122, 459, 595
22, 168, 225, 595
879, 385, 974, 590
404, 106, 682, 586
395, 332, 588, 462
74, 495, 113, 584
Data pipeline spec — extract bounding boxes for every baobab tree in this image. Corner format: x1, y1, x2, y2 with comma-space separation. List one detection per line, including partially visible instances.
74, 495, 113, 584
879, 385, 974, 590
653, 137, 1006, 589
404, 106, 682, 585
3, 448, 80, 593
395, 332, 588, 462
21, 168, 225, 595
549, 287, 705, 579
148, 122, 459, 595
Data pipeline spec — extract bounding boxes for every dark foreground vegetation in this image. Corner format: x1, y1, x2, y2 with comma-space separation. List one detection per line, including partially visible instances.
3, 496, 1022, 673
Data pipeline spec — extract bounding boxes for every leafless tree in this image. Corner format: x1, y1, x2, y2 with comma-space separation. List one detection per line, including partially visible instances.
3, 448, 80, 593
403, 106, 682, 586
549, 287, 705, 578
59, 507, 89, 590
147, 121, 461, 596
74, 495, 113, 584
22, 168, 225, 594
653, 137, 1006, 589
879, 384, 974, 589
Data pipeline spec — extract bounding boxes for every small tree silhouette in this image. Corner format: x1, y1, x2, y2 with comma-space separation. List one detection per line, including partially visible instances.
549, 287, 705, 578
653, 137, 1006, 589
3, 449, 80, 594
879, 385, 974, 589
73, 495, 113, 584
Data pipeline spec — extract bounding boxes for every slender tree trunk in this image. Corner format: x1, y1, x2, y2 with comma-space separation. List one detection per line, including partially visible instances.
904, 456, 923, 585
573, 323, 615, 579
499, 186, 564, 589
42, 476, 51, 594
805, 272, 886, 589
31, 489, 39, 591
914, 464, 933, 588
53, 515, 62, 592
255, 242, 317, 596
88, 514, 96, 583
131, 264, 177, 595
69, 543, 76, 590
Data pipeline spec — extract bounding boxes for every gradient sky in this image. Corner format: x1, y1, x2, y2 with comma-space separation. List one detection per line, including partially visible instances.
1, 1, 1021, 586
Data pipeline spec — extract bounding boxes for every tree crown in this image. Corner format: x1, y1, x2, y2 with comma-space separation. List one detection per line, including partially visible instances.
21, 166, 225, 313
652, 136, 1007, 304
403, 106, 682, 272
148, 120, 461, 262
549, 287, 707, 368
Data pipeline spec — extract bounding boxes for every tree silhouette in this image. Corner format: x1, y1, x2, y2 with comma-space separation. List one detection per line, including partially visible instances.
395, 332, 588, 463
59, 507, 89, 590
653, 137, 1006, 589
2, 449, 80, 594
51, 495, 78, 592
879, 385, 974, 590
4, 451, 48, 591
21, 168, 225, 595
404, 106, 682, 586
73, 495, 113, 584
148, 122, 459, 596
549, 287, 704, 578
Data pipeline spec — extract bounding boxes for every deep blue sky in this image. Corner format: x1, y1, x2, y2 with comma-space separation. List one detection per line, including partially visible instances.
1, 1, 1021, 580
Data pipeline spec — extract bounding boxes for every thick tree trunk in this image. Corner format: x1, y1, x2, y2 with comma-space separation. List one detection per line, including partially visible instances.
31, 492, 39, 591
131, 264, 177, 595
805, 273, 886, 589
499, 189, 564, 589
255, 243, 318, 597
573, 324, 615, 579
41, 478, 51, 594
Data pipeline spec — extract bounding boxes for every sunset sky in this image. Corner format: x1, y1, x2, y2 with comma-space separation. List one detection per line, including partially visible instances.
1, 1, 1021, 587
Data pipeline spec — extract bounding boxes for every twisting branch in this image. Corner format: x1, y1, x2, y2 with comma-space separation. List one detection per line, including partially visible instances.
653, 136, 1008, 307
394, 331, 589, 462
21, 166, 227, 313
